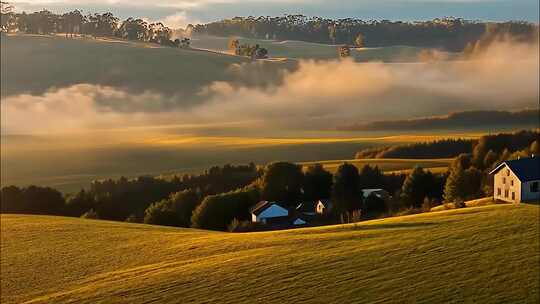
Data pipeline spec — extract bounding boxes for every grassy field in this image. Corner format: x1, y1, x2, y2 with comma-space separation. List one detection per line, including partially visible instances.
2, 134, 472, 192
1, 34, 292, 98
300, 158, 454, 174
190, 35, 459, 62
2, 203, 538, 303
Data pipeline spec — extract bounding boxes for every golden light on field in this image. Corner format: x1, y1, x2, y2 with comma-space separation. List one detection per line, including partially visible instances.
139, 133, 484, 148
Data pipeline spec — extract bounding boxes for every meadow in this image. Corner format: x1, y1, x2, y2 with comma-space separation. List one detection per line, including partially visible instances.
0, 34, 285, 98
1, 134, 476, 192
1, 203, 538, 303
190, 35, 459, 62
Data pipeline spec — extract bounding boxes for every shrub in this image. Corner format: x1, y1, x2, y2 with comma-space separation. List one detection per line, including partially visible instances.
228, 219, 264, 232
191, 186, 260, 231
143, 189, 200, 227
125, 214, 140, 223
421, 197, 433, 212
454, 201, 466, 209
81, 209, 99, 219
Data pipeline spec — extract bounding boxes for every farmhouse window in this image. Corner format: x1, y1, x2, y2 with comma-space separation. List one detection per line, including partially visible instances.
505, 190, 509, 198
512, 192, 515, 200
531, 182, 539, 193
511, 180, 514, 186
497, 188, 501, 196
503, 178, 506, 184
506, 169, 510, 176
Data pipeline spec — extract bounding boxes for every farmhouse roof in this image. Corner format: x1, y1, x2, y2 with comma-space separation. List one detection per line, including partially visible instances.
250, 201, 287, 215
489, 157, 540, 182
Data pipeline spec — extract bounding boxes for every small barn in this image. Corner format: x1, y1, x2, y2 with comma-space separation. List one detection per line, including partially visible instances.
489, 157, 540, 203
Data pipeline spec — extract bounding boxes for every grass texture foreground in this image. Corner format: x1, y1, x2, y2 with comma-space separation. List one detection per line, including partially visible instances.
1, 204, 539, 303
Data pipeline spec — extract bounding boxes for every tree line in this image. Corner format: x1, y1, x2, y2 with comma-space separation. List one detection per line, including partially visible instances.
356, 130, 539, 159
0, 161, 407, 231
1, 130, 538, 231
1, 164, 260, 221
0, 4, 190, 48
193, 15, 538, 51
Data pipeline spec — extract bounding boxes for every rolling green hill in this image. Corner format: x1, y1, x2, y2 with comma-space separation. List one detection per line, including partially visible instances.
0, 34, 292, 99
190, 35, 458, 61
1, 34, 450, 99
2, 204, 538, 303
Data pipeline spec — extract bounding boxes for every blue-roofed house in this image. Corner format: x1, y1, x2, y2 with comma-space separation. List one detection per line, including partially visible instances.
489, 157, 540, 203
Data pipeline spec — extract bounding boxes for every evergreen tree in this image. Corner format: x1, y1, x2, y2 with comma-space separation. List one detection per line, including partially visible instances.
303, 164, 333, 201
332, 163, 361, 215
260, 162, 304, 206
400, 166, 434, 208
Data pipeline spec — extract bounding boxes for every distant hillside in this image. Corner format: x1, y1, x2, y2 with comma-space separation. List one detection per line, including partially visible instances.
194, 17, 538, 51
1, 204, 539, 303
355, 129, 539, 159
0, 35, 293, 99
340, 109, 539, 131
190, 36, 454, 62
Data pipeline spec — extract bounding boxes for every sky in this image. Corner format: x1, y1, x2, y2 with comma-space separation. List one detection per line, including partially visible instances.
8, 0, 540, 29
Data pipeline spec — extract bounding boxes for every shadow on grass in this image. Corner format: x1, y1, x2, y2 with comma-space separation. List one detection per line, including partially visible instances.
523, 200, 540, 206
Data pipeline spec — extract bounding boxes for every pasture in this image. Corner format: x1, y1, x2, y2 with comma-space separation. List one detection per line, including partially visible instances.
190, 35, 458, 62
1, 203, 538, 303
2, 134, 469, 192
0, 34, 291, 98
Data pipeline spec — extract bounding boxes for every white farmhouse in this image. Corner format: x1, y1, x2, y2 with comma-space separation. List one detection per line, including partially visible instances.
315, 199, 333, 215
250, 201, 289, 224
489, 157, 540, 203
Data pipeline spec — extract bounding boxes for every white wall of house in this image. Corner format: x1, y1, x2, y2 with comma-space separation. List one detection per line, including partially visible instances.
522, 180, 540, 202
316, 201, 328, 214
494, 165, 522, 203
252, 204, 288, 223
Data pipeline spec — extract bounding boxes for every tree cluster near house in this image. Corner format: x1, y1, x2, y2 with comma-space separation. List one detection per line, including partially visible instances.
0, 6, 190, 48
194, 15, 537, 51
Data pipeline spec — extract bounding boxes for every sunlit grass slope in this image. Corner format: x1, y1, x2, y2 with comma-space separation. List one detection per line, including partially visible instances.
190, 35, 459, 61
2, 204, 538, 303
300, 158, 454, 174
